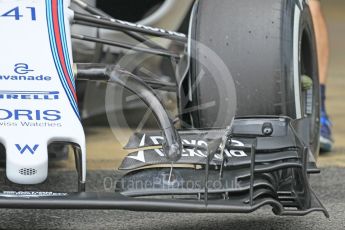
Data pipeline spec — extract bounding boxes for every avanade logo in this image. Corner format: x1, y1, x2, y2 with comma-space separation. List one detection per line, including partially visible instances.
0, 63, 52, 81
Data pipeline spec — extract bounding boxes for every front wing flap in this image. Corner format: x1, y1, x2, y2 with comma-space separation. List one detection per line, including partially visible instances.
115, 117, 328, 217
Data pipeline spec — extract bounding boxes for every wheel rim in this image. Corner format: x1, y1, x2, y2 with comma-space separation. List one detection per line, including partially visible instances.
300, 26, 320, 155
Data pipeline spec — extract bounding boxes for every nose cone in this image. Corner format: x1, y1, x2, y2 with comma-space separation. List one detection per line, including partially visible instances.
6, 142, 48, 184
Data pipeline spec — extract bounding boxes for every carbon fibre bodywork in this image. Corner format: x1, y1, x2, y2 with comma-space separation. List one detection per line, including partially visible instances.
114, 117, 328, 217
0, 117, 327, 217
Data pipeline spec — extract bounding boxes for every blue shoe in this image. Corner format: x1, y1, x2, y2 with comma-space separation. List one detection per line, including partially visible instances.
320, 112, 334, 152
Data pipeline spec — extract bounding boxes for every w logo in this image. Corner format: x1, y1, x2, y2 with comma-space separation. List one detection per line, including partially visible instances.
15, 144, 39, 155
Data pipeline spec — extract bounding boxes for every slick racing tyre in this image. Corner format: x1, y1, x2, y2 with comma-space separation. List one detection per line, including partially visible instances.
182, 0, 320, 158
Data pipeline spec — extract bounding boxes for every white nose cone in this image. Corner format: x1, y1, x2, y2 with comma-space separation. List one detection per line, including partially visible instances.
0, 0, 86, 185
6, 142, 48, 184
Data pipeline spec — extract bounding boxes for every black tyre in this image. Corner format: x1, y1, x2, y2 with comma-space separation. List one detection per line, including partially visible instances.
181, 0, 320, 157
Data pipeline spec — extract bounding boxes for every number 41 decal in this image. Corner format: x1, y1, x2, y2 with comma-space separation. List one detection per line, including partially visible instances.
1, 7, 36, 21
